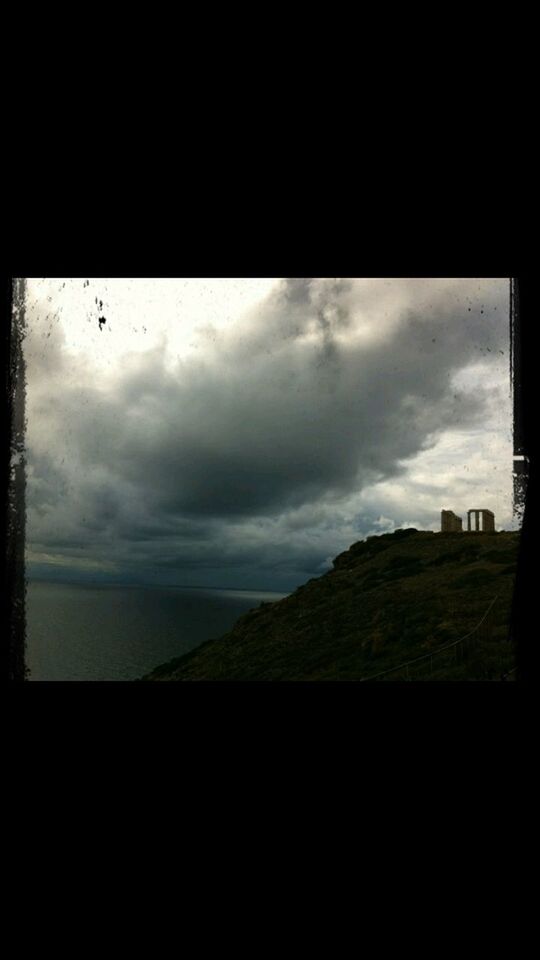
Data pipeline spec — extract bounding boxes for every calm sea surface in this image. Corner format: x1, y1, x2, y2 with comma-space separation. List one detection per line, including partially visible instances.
26, 580, 287, 681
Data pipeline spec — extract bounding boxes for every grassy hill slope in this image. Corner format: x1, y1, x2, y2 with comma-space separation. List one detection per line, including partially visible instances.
143, 529, 519, 681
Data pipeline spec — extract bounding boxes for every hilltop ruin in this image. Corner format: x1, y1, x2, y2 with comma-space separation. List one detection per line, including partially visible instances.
441, 509, 495, 532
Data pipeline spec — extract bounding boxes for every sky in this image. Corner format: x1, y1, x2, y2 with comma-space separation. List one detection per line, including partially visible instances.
22, 277, 514, 591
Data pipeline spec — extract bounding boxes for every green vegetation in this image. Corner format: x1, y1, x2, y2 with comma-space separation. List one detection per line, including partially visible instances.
142, 530, 519, 681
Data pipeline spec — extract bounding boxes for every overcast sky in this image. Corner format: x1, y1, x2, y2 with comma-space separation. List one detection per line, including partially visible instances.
22, 278, 514, 591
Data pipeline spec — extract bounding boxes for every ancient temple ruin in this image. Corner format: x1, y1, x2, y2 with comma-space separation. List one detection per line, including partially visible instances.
441, 510, 463, 532
466, 509, 495, 532
440, 509, 495, 532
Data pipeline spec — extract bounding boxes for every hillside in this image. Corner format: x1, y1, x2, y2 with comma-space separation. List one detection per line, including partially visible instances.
143, 529, 519, 681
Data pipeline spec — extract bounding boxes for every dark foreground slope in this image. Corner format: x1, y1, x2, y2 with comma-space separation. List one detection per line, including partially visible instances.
143, 529, 519, 681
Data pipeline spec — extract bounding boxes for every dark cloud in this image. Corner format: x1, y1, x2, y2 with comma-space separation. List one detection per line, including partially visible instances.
24, 278, 511, 589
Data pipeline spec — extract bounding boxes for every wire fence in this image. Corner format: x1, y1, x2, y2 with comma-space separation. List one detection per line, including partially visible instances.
359, 596, 500, 682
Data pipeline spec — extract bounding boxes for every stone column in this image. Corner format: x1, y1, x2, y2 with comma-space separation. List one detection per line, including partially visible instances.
483, 510, 495, 532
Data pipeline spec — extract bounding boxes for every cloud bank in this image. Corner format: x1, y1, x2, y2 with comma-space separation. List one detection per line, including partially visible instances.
23, 277, 512, 590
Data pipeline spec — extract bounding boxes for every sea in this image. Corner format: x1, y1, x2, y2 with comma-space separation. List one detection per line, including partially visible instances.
25, 579, 287, 681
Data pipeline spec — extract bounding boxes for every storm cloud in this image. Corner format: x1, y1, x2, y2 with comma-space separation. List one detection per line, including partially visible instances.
23, 278, 512, 589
